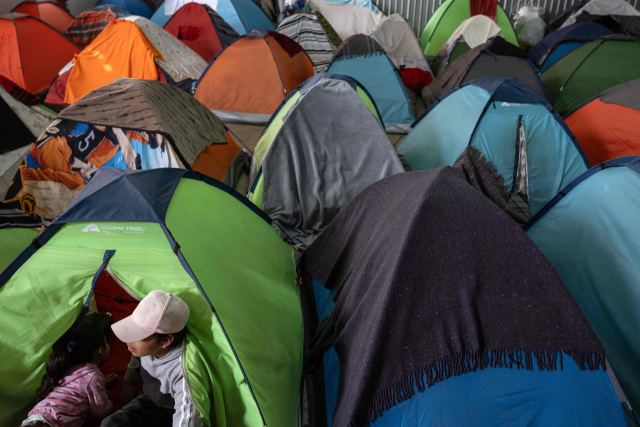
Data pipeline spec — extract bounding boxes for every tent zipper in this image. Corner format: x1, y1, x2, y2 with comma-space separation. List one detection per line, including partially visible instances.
104, 266, 141, 301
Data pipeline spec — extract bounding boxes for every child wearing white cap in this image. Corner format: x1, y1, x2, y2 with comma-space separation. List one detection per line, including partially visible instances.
101, 290, 203, 427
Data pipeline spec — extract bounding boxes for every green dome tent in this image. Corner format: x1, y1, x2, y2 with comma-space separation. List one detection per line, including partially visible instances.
0, 202, 42, 272
541, 34, 640, 116
0, 168, 302, 427
419, 0, 518, 57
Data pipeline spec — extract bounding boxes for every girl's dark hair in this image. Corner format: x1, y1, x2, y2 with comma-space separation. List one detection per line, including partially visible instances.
35, 324, 106, 402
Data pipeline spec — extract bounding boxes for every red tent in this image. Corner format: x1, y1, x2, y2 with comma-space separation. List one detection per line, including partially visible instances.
11, 0, 73, 33
0, 13, 79, 95
163, 3, 238, 63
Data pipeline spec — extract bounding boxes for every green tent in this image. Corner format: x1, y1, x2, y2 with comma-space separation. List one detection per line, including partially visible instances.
419, 0, 518, 57
0, 168, 302, 427
541, 35, 640, 116
0, 202, 42, 272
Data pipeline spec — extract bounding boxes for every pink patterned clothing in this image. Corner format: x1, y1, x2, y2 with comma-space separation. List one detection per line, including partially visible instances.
29, 363, 113, 427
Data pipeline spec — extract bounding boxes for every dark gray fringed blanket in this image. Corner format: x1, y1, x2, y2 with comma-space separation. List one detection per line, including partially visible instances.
305, 167, 606, 427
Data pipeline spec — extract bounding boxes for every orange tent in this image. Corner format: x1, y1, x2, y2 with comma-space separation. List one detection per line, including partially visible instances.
64, 20, 163, 104
12, 1, 73, 33
565, 80, 640, 165
194, 30, 314, 124
0, 13, 79, 95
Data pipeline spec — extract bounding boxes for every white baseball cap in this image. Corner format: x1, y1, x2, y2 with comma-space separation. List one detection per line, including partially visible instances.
111, 290, 190, 343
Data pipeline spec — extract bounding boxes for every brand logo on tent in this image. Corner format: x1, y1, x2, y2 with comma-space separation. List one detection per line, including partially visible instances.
82, 223, 101, 232
501, 102, 532, 107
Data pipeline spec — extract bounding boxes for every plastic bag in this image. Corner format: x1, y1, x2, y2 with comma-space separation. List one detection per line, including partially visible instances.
513, 6, 547, 48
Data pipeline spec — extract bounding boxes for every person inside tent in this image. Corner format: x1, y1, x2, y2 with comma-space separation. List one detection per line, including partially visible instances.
21, 325, 116, 427
101, 291, 202, 427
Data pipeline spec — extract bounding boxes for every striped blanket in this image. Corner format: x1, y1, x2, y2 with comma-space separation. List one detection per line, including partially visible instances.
277, 14, 336, 74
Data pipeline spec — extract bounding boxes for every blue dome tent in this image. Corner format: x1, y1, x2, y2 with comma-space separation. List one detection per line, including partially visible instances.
150, 0, 273, 35
398, 77, 589, 218
98, 0, 153, 17
525, 156, 640, 417
326, 34, 414, 133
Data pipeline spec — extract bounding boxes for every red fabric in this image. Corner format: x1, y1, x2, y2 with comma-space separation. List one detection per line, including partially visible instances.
566, 98, 640, 164
45, 69, 71, 106
164, 3, 223, 63
83, 271, 140, 427
470, 0, 497, 20
398, 68, 433, 92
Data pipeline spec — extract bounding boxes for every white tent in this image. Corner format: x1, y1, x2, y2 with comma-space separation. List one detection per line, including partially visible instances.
308, 0, 383, 40
371, 14, 432, 74
561, 0, 640, 28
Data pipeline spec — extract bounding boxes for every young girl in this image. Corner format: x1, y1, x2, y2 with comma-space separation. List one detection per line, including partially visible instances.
21, 324, 116, 427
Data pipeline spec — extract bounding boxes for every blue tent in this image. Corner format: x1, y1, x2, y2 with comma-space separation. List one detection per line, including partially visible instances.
528, 22, 613, 72
150, 2, 172, 27
150, 0, 273, 35
98, 0, 153, 17
525, 156, 640, 416
326, 34, 414, 133
302, 168, 628, 427
397, 77, 589, 217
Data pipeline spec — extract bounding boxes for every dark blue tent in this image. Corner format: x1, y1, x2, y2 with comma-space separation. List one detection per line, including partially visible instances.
98, 0, 153, 17
529, 22, 613, 72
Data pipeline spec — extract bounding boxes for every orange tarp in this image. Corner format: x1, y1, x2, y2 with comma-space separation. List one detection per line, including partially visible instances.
0, 15, 79, 94
13, 2, 74, 34
566, 99, 640, 165
192, 132, 241, 181
195, 33, 313, 115
64, 20, 163, 104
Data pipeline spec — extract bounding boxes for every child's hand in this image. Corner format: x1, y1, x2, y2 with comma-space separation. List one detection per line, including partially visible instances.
105, 373, 117, 388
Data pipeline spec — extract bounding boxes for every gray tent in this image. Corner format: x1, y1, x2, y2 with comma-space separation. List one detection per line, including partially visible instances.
248, 74, 404, 246
421, 38, 545, 108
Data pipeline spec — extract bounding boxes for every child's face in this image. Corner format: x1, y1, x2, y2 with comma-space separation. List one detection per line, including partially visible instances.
126, 335, 168, 357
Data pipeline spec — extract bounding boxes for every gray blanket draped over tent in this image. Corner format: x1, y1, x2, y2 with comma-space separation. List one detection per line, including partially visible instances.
261, 78, 404, 247
304, 167, 606, 427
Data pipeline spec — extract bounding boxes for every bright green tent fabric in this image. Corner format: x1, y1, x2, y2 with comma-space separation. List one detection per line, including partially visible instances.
0, 227, 38, 272
419, 0, 518, 56
0, 169, 302, 427
541, 35, 640, 116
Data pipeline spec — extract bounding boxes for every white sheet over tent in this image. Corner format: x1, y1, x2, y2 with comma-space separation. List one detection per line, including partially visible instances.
561, 0, 640, 28
164, 0, 219, 14
0, 87, 56, 199
277, 14, 335, 73
308, 0, 383, 40
443, 15, 502, 51
125, 16, 207, 81
371, 14, 432, 72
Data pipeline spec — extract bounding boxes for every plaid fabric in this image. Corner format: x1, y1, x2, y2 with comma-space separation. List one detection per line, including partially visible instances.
64, 6, 129, 48
0, 75, 41, 105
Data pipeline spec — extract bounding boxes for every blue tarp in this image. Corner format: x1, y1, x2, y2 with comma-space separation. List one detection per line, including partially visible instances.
327, 53, 413, 132
526, 157, 640, 414
398, 77, 588, 216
